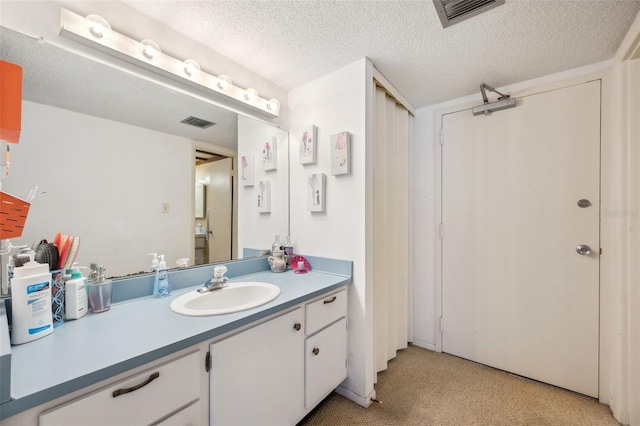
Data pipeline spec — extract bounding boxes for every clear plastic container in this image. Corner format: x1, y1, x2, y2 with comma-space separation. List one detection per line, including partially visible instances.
88, 280, 112, 313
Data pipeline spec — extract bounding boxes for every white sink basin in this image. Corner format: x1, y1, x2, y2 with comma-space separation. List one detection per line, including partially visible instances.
170, 282, 281, 316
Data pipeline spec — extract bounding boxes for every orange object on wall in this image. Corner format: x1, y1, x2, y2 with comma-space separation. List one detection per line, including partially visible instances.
0, 60, 23, 144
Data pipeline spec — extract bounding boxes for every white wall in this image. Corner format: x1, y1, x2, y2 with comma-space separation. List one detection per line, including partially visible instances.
288, 58, 375, 404
607, 12, 640, 422
5, 101, 192, 277
237, 115, 289, 255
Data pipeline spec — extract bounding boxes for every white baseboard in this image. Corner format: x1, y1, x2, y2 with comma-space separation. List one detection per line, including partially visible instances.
411, 339, 436, 351
335, 385, 376, 408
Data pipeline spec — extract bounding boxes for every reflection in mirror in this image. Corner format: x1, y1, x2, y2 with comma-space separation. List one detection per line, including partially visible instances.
0, 27, 289, 281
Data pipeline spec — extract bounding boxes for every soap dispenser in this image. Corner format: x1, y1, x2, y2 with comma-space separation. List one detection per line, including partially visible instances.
153, 255, 171, 298
65, 265, 88, 320
148, 253, 159, 272
87, 265, 112, 313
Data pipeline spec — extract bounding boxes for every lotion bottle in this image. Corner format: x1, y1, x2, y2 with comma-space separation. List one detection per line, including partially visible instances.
65, 266, 88, 320
10, 254, 53, 345
154, 255, 171, 297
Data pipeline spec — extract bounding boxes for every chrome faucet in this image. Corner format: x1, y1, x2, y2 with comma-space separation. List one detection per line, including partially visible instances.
198, 265, 228, 293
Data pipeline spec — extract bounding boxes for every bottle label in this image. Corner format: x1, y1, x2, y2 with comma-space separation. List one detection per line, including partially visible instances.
29, 324, 51, 335
157, 271, 170, 297
25, 280, 52, 334
27, 282, 50, 295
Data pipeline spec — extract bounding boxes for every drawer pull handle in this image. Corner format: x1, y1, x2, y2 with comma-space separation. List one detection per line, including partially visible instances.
294, 322, 301, 331
323, 296, 337, 304
312, 347, 320, 355
112, 372, 160, 398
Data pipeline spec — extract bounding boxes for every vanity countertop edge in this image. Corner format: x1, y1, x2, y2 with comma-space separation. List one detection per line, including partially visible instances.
0, 257, 352, 420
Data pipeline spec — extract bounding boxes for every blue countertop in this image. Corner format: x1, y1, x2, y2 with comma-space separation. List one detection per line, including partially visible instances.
1, 256, 352, 419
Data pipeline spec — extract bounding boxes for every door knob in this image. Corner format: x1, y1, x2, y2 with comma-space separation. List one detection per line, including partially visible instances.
576, 245, 591, 255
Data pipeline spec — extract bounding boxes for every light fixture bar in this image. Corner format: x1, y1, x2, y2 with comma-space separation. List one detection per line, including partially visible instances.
59, 8, 279, 118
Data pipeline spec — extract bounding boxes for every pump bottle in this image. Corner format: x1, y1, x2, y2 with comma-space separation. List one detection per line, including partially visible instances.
10, 254, 53, 344
154, 255, 171, 297
65, 265, 88, 319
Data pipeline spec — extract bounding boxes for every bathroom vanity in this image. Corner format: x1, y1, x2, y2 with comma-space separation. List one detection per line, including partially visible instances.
0, 256, 351, 425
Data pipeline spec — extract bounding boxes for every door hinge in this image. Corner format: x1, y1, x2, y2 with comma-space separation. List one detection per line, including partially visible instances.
205, 351, 211, 372
439, 223, 444, 239
345, 358, 348, 368
439, 317, 444, 333
600, 248, 602, 255
440, 128, 444, 145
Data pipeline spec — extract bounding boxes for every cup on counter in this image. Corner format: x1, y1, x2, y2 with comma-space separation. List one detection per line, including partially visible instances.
88, 280, 112, 313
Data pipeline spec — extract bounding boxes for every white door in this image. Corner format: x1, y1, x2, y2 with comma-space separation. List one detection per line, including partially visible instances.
441, 80, 600, 397
200, 158, 233, 262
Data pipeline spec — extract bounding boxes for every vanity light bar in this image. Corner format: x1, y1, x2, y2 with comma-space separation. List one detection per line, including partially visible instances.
59, 8, 280, 118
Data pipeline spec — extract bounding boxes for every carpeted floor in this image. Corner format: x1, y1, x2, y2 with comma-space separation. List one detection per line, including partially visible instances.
300, 345, 618, 425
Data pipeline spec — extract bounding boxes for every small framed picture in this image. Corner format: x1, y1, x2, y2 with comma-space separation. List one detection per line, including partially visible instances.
308, 173, 325, 212
263, 136, 278, 171
257, 180, 271, 213
300, 125, 317, 165
331, 131, 351, 175
240, 155, 255, 186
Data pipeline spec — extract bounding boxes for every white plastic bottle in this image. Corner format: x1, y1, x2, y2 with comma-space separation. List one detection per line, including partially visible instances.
148, 253, 159, 272
271, 235, 282, 255
10, 254, 53, 345
65, 266, 88, 320
155, 255, 171, 298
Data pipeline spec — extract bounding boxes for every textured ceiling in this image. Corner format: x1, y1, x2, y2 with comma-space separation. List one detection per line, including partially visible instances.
123, 0, 640, 108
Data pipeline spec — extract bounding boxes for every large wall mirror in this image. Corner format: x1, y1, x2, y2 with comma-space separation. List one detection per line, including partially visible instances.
0, 27, 289, 282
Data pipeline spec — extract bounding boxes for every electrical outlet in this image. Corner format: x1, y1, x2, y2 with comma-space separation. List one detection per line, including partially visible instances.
162, 203, 170, 214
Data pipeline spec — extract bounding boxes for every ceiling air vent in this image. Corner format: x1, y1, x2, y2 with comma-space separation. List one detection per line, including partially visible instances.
432, 0, 505, 28
180, 116, 216, 129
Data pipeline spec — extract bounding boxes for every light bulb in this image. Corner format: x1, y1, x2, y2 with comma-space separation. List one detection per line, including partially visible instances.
140, 39, 161, 61
85, 15, 111, 39
267, 99, 280, 112
216, 75, 232, 91
183, 59, 200, 77
243, 88, 258, 103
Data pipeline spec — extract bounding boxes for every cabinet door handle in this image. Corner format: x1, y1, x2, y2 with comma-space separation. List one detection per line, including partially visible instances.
293, 322, 301, 331
312, 347, 320, 355
323, 296, 337, 304
112, 372, 160, 398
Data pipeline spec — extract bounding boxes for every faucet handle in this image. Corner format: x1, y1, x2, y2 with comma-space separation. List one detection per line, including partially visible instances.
213, 265, 228, 278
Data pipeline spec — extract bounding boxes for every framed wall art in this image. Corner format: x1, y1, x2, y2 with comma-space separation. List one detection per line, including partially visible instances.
257, 180, 271, 213
299, 125, 317, 165
307, 173, 325, 212
331, 131, 350, 175
240, 155, 255, 186
262, 136, 278, 171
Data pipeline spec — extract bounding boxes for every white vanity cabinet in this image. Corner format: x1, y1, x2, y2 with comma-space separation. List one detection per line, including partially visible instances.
39, 351, 201, 426
3, 285, 349, 426
304, 289, 348, 409
209, 308, 305, 426
208, 288, 348, 425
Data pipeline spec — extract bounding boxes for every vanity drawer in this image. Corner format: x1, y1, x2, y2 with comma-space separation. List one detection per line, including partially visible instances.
39, 351, 200, 426
305, 289, 347, 336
